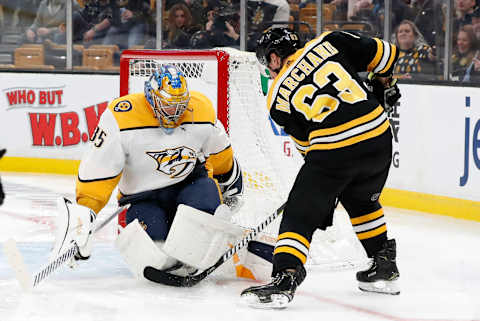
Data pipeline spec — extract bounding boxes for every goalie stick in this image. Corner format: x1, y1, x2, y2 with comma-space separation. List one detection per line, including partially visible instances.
143, 202, 287, 287
4, 204, 128, 291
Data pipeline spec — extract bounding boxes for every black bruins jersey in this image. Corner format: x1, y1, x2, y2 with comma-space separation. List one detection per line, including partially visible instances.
266, 31, 398, 164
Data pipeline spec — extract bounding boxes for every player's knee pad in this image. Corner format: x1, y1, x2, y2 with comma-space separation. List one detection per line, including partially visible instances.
162, 204, 245, 270
115, 219, 178, 280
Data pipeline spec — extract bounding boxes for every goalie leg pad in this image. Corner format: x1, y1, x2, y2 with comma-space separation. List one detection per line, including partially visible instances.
163, 204, 245, 270
115, 219, 178, 279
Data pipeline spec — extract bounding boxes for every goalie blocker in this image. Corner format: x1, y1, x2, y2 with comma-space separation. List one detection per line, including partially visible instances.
116, 204, 275, 283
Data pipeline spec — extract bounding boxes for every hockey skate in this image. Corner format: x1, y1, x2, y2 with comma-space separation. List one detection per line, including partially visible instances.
356, 239, 400, 295
240, 265, 306, 309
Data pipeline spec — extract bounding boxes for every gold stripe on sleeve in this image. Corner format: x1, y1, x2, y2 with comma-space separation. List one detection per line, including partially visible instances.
367, 38, 384, 72
378, 44, 398, 75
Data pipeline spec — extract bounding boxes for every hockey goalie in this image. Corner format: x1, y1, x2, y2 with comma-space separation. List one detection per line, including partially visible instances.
51, 64, 274, 284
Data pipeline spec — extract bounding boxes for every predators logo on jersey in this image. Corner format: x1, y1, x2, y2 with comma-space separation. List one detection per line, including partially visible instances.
147, 147, 197, 178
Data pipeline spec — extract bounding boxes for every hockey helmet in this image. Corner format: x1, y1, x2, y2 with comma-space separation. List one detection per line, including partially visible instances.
144, 65, 190, 130
256, 27, 301, 66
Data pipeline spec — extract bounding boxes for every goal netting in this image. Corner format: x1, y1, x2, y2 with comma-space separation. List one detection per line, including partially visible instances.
119, 48, 368, 270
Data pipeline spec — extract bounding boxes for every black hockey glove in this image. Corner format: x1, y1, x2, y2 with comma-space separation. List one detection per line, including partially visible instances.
365, 72, 401, 113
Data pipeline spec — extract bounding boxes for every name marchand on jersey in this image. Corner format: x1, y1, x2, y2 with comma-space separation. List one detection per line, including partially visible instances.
267, 32, 338, 113
266, 31, 398, 156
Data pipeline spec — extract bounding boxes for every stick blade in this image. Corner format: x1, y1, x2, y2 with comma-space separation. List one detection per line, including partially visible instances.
143, 266, 201, 287
3, 238, 33, 291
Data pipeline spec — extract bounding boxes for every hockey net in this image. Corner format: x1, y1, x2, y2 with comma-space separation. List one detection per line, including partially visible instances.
119, 48, 368, 270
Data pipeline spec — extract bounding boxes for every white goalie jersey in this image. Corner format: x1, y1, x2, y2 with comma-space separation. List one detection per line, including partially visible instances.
76, 91, 235, 214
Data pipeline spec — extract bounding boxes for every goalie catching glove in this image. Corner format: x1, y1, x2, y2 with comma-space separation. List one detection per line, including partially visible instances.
215, 157, 244, 212
50, 197, 97, 266
365, 72, 401, 113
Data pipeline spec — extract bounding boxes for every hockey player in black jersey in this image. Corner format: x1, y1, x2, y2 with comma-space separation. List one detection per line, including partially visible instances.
241, 28, 402, 309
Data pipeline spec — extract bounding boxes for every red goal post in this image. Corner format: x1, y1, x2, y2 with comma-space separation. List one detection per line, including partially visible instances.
120, 49, 230, 132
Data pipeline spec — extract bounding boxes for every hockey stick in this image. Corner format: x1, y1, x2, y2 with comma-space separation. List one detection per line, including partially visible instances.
3, 204, 128, 291
143, 202, 287, 287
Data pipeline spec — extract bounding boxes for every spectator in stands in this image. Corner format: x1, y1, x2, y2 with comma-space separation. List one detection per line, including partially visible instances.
185, 0, 209, 27
453, 0, 477, 34
348, 0, 372, 21
202, 1, 241, 48
248, 0, 290, 31
54, 0, 112, 45
246, 0, 290, 51
451, 25, 480, 81
186, 0, 223, 49
0, 0, 16, 30
102, 0, 152, 50
369, 0, 414, 37
410, 0, 444, 47
348, 0, 380, 36
300, 0, 345, 13
393, 20, 437, 80
0, 0, 41, 31
24, 0, 74, 44
164, 3, 201, 49
471, 7, 480, 41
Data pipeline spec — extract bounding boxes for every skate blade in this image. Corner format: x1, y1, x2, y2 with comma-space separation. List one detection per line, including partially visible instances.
358, 280, 400, 295
241, 293, 289, 309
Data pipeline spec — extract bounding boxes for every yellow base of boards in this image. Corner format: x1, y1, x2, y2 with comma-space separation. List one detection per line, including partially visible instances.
1, 156, 479, 222
0, 156, 80, 175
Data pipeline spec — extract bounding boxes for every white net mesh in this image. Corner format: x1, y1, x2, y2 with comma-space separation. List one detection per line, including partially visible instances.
125, 48, 368, 270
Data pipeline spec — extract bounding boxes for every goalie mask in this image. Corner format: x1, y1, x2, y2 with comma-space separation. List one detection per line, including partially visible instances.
256, 27, 301, 67
145, 65, 190, 131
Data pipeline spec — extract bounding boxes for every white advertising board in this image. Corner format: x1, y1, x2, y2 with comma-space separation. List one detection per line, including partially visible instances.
0, 73, 119, 159
387, 84, 480, 202
0, 72, 479, 204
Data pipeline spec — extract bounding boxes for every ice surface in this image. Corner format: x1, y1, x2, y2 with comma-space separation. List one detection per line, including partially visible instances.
0, 173, 479, 321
